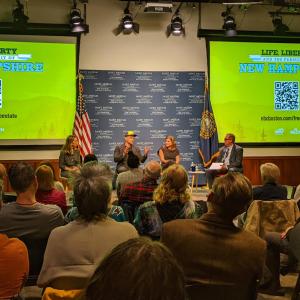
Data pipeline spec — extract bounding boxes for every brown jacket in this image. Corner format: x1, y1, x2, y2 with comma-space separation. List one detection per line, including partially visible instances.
161, 212, 266, 289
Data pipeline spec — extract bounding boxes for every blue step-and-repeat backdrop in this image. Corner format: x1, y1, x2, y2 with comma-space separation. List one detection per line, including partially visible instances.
81, 70, 206, 178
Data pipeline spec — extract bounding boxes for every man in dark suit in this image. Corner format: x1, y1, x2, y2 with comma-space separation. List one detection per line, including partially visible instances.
206, 133, 243, 188
161, 173, 266, 300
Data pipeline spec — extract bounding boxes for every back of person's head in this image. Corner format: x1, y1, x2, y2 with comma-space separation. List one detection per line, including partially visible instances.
127, 151, 140, 169
36, 165, 54, 191
84, 154, 98, 165
8, 162, 35, 194
144, 161, 161, 180
153, 164, 190, 204
38, 161, 58, 181
73, 163, 113, 222
86, 237, 185, 300
260, 162, 280, 184
209, 172, 252, 219
0, 163, 7, 180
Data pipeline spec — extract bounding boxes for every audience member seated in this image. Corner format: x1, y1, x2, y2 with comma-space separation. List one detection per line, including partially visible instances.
64, 162, 126, 223
0, 162, 64, 239
38, 161, 65, 192
37, 163, 138, 290
262, 219, 300, 296
0, 233, 29, 299
85, 237, 185, 300
161, 173, 266, 300
253, 162, 287, 200
133, 164, 204, 239
36, 165, 68, 215
119, 160, 161, 222
116, 151, 143, 199
83, 153, 98, 165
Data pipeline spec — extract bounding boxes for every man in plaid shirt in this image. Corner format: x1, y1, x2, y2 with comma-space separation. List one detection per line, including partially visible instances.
120, 160, 161, 204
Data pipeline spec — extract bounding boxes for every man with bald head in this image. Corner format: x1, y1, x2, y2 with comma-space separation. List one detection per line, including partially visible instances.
119, 160, 161, 222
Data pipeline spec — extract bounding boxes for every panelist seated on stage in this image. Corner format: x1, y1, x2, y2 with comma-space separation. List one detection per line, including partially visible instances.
114, 130, 149, 174
158, 135, 180, 170
206, 133, 243, 188
59, 135, 81, 178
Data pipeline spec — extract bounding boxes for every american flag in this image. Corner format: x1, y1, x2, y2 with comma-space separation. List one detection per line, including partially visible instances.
73, 73, 92, 157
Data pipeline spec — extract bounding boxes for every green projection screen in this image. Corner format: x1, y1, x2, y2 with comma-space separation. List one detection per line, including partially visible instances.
209, 40, 300, 144
0, 40, 76, 143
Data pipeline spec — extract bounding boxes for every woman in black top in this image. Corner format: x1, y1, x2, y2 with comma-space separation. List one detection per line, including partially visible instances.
158, 135, 180, 170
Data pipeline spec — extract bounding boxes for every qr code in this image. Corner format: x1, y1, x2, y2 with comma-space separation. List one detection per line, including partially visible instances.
274, 81, 299, 111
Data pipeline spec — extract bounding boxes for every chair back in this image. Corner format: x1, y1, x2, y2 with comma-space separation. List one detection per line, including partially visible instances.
19, 237, 48, 286
120, 200, 141, 224
244, 200, 299, 238
186, 280, 258, 300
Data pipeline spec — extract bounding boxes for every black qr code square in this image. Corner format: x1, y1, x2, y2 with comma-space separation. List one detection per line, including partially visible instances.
274, 81, 299, 111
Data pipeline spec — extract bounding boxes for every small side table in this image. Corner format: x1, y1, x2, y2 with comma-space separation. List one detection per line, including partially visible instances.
188, 170, 205, 194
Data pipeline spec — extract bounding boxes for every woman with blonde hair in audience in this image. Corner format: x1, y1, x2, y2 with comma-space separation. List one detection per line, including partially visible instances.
157, 135, 180, 170
85, 237, 186, 300
38, 161, 64, 192
134, 164, 205, 239
36, 165, 67, 215
253, 162, 287, 200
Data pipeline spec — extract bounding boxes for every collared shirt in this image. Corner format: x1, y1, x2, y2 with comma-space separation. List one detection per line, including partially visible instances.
224, 145, 233, 167
119, 177, 158, 203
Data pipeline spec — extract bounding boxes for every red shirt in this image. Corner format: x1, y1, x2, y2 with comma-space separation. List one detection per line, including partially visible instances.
36, 188, 67, 215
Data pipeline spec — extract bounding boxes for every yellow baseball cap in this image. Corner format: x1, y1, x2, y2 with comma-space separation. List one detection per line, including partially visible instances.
125, 130, 137, 137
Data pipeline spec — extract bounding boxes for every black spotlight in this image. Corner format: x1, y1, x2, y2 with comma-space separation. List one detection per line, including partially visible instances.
166, 15, 185, 37
272, 15, 289, 34
12, 0, 29, 25
113, 3, 139, 36
70, 8, 86, 33
222, 8, 237, 37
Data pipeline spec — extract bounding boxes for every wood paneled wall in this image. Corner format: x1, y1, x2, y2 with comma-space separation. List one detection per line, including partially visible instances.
243, 156, 300, 186
1, 156, 300, 192
1, 160, 60, 192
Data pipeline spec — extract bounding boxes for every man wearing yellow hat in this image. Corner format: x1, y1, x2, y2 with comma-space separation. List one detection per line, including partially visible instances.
113, 131, 150, 188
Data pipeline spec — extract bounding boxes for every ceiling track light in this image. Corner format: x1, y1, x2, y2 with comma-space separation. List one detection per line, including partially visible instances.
12, 0, 29, 25
166, 2, 185, 37
113, 1, 139, 35
70, 0, 89, 34
222, 7, 237, 37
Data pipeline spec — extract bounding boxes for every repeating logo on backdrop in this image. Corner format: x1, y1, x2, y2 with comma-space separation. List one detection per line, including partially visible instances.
200, 110, 217, 139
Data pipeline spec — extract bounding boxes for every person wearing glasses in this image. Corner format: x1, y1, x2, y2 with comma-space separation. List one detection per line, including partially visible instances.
206, 133, 243, 189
